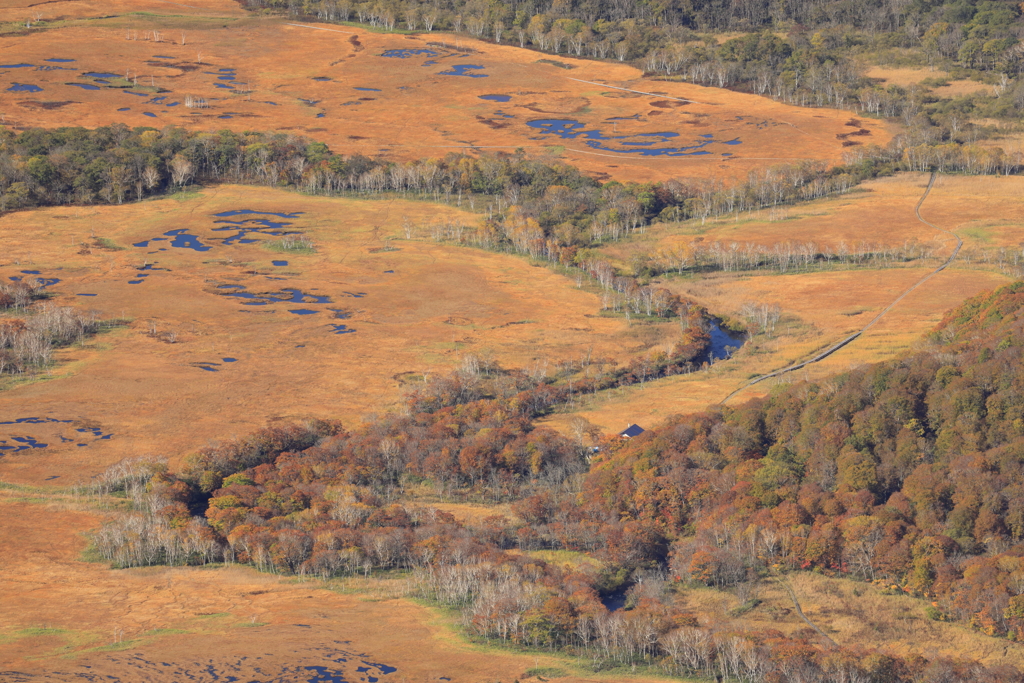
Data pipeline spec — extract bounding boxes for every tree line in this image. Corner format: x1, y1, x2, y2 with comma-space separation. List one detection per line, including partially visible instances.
3, 124, 1024, 332
2, 124, 1021, 241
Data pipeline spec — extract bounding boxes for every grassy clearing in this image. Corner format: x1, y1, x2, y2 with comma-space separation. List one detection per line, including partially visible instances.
0, 185, 655, 483
80, 639, 142, 653
0, 20, 889, 186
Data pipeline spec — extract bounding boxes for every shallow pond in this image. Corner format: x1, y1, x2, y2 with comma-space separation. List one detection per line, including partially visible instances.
381, 48, 438, 58
707, 320, 745, 361
527, 118, 742, 156
440, 64, 487, 77
0, 417, 113, 453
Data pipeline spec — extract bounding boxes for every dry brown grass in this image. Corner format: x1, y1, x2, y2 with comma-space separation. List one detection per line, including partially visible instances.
542, 266, 1007, 432
0, 493, 669, 682
0, 6, 1014, 678
542, 172, 1017, 435
602, 172, 1024, 262
863, 66, 990, 98
0, 185, 685, 484
865, 65, 946, 87
681, 572, 1024, 669
0, 0, 246, 22
932, 79, 992, 97
0, 15, 891, 185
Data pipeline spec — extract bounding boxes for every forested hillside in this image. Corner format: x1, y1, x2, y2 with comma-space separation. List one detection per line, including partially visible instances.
91, 281, 1024, 681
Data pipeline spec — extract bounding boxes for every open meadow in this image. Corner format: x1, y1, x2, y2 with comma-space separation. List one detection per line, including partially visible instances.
0, 185, 687, 485
3, 2, 1024, 682
0, 491, 669, 683
543, 172, 1021, 433
0, 12, 890, 184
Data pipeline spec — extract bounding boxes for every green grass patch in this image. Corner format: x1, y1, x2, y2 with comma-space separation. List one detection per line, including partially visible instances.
727, 598, 762, 617
236, 621, 269, 628
171, 185, 203, 202
525, 666, 569, 678
536, 59, 576, 70
94, 237, 126, 251
959, 225, 993, 244
83, 639, 141, 653
18, 627, 70, 638
144, 628, 189, 636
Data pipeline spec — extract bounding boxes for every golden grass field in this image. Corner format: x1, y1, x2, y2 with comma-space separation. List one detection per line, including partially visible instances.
0, 0, 248, 22
543, 173, 1020, 434
0, 491, 685, 683
681, 572, 1024, 670
0, 4, 1020, 680
5, 487, 1020, 679
0, 185, 691, 486
0, 12, 890, 184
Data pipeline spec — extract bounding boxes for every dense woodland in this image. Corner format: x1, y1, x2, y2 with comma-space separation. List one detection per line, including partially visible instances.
90, 282, 1024, 681
247, 0, 1024, 123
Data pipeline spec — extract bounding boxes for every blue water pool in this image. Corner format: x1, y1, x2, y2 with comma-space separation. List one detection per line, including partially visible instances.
526, 118, 741, 156
440, 64, 487, 77
82, 72, 119, 78
67, 82, 100, 90
381, 48, 438, 58
135, 229, 210, 251
479, 94, 510, 102
214, 209, 303, 218
45, 58, 75, 63
8, 83, 42, 92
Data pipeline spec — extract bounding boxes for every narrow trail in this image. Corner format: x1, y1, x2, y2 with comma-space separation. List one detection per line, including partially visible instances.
775, 576, 838, 649
720, 172, 961, 404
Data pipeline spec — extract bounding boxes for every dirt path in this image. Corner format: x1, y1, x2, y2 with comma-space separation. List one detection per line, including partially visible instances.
774, 576, 838, 649
721, 172, 961, 403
